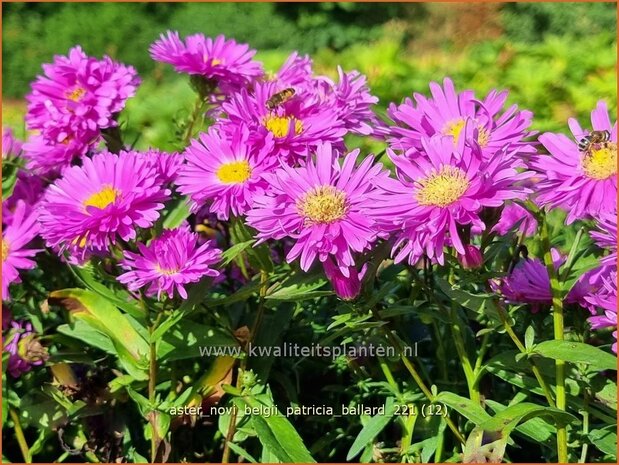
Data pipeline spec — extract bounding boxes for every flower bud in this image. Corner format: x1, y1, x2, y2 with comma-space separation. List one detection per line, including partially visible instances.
458, 245, 483, 269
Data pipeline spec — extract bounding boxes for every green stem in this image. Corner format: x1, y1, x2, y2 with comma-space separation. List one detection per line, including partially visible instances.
183, 97, 206, 146
9, 408, 31, 463
495, 301, 556, 407
450, 305, 480, 404
540, 216, 568, 463
370, 307, 465, 445
148, 310, 164, 462
579, 393, 590, 463
222, 269, 269, 463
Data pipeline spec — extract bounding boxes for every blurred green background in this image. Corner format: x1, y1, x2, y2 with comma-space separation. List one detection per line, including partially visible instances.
2, 2, 617, 152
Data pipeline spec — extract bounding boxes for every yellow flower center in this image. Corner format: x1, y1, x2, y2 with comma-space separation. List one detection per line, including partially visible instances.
216, 160, 252, 184
442, 118, 490, 147
66, 87, 86, 102
83, 185, 118, 210
2, 239, 9, 262
477, 126, 490, 147
264, 115, 303, 138
155, 264, 180, 276
297, 186, 348, 226
416, 166, 470, 207
582, 143, 617, 180
443, 118, 466, 140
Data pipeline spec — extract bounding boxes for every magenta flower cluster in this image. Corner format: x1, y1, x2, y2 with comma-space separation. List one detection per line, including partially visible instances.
2, 32, 617, 368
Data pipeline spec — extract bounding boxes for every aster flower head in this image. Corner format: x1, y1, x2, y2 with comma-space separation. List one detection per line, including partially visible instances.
491, 202, 538, 237
118, 226, 221, 300
387, 78, 535, 157
329, 67, 380, 136
585, 269, 617, 353
323, 258, 367, 301
2, 201, 42, 301
2, 127, 22, 158
221, 81, 347, 162
374, 133, 532, 265
133, 148, 183, 185
533, 100, 617, 224
246, 143, 388, 275
24, 46, 139, 174
491, 249, 606, 311
149, 31, 263, 96
270, 52, 315, 89
2, 172, 46, 226
590, 210, 617, 266
491, 256, 554, 307
3, 319, 48, 377
39, 150, 170, 258
26, 46, 139, 132
177, 125, 278, 220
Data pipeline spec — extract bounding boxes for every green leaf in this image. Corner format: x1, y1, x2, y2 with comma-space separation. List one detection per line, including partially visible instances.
69, 263, 144, 318
56, 321, 116, 355
242, 396, 315, 463
229, 217, 273, 272
524, 326, 535, 350
589, 427, 617, 458
162, 197, 191, 229
157, 320, 239, 362
221, 240, 255, 266
346, 398, 395, 460
2, 158, 22, 200
485, 400, 555, 444
479, 402, 576, 435
50, 288, 149, 380
266, 271, 330, 302
533, 340, 617, 371
434, 392, 491, 425
227, 442, 258, 463
435, 278, 501, 324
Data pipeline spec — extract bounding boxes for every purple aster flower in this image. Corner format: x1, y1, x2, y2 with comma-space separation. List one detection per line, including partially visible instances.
386, 78, 535, 157
24, 46, 139, 174
2, 171, 46, 226
269, 52, 314, 89
590, 210, 617, 267
246, 143, 388, 275
39, 150, 170, 258
491, 202, 538, 237
22, 129, 99, 175
585, 269, 617, 353
149, 31, 263, 97
3, 319, 48, 377
177, 125, 278, 220
374, 133, 532, 265
329, 67, 380, 136
533, 100, 617, 224
491, 257, 552, 308
221, 81, 347, 162
2, 127, 22, 158
2, 201, 41, 301
323, 259, 367, 301
118, 226, 221, 300
491, 249, 607, 311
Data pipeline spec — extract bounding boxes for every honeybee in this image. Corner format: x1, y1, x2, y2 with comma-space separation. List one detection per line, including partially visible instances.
266, 87, 296, 110
578, 130, 611, 153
